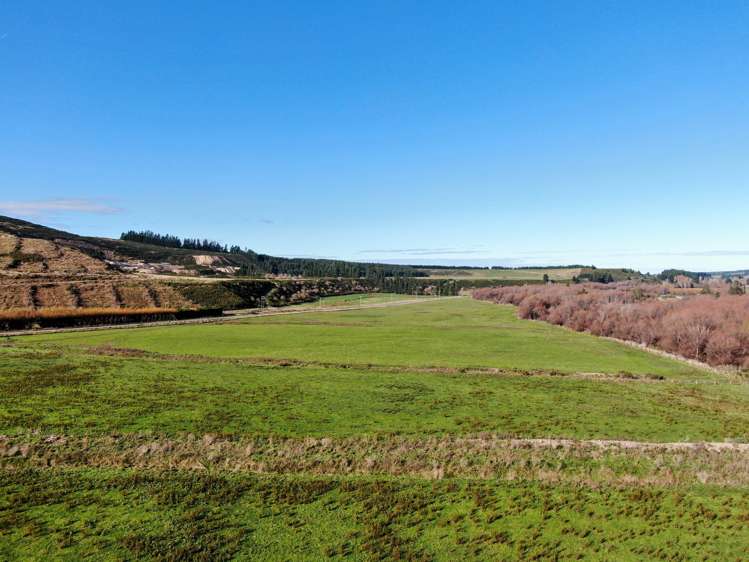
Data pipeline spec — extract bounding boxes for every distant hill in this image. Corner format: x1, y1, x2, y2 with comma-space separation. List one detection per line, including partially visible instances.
0, 216, 662, 284
711, 269, 749, 278
0, 215, 424, 279
415, 265, 648, 282
0, 215, 442, 319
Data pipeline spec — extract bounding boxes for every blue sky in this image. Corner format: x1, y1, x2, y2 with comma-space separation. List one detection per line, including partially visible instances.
2, 1, 748, 273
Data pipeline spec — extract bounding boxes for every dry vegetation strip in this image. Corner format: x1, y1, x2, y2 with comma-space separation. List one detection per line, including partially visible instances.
4, 433, 749, 487
2, 295, 451, 336
0, 280, 195, 313
0, 307, 176, 320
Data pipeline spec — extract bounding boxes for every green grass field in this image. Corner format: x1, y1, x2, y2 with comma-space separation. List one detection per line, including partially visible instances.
3, 470, 747, 561
2, 297, 748, 560
33, 298, 706, 378
290, 292, 432, 308
2, 343, 747, 441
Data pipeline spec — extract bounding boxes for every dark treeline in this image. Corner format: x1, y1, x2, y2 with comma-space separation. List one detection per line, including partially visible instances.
657, 269, 709, 283
121, 230, 228, 253
236, 255, 424, 279
121, 230, 425, 278
575, 271, 615, 283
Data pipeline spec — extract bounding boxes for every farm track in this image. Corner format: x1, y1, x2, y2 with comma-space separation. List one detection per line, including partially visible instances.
3, 433, 749, 486
2, 296, 457, 337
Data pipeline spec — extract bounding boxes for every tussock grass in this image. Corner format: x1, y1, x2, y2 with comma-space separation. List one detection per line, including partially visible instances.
0, 232, 18, 255
5, 433, 749, 486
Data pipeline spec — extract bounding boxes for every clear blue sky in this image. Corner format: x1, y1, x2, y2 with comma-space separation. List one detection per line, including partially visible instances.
2, 1, 748, 273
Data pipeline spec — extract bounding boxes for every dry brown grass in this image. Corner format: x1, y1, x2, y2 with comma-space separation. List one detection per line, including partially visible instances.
20, 238, 59, 258
1, 237, 108, 275
56, 246, 108, 274
14, 258, 47, 274
0, 278, 196, 313
77, 282, 119, 308
4, 433, 749, 487
0, 284, 33, 309
150, 283, 191, 309
0, 307, 176, 321
0, 233, 18, 255
115, 284, 155, 308
34, 284, 77, 308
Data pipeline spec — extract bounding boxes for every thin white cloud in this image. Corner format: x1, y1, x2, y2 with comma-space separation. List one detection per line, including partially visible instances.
0, 198, 122, 217
283, 254, 339, 260
651, 250, 749, 257
359, 247, 485, 256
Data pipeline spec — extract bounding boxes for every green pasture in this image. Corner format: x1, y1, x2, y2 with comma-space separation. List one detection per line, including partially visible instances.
2, 470, 747, 561
2, 296, 747, 561
32, 298, 707, 379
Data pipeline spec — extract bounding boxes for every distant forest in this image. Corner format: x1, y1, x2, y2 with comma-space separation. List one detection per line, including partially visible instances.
120, 230, 424, 278
121, 230, 229, 252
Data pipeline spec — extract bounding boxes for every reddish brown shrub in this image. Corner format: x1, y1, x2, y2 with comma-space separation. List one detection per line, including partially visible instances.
474, 283, 749, 368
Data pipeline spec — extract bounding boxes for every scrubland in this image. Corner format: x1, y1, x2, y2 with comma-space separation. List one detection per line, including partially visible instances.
475, 283, 749, 369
